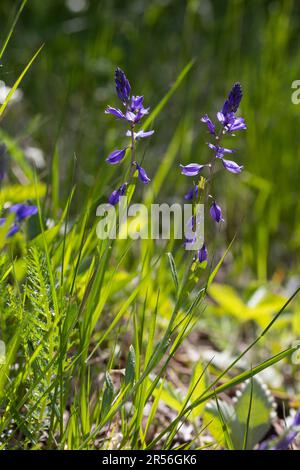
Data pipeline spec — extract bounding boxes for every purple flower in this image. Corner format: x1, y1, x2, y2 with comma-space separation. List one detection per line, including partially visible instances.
105, 68, 151, 129
0, 218, 20, 238
105, 106, 126, 120
207, 143, 235, 158
226, 116, 247, 132
201, 115, 215, 135
7, 224, 20, 237
210, 201, 223, 223
115, 67, 131, 105
198, 243, 208, 263
126, 129, 154, 140
135, 163, 151, 184
9, 204, 38, 222
221, 82, 243, 115
130, 95, 144, 112
222, 158, 243, 174
274, 410, 300, 450
125, 107, 149, 124
180, 163, 206, 176
260, 409, 300, 450
184, 186, 199, 200
106, 148, 127, 165
217, 112, 246, 133
108, 183, 127, 206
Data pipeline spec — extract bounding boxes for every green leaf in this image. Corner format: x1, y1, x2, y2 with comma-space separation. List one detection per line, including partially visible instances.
0, 0, 28, 60
0, 44, 44, 119
167, 252, 179, 291
203, 400, 236, 448
206, 236, 235, 289
143, 60, 195, 130
125, 345, 136, 385
188, 362, 208, 419
231, 377, 274, 449
100, 372, 114, 420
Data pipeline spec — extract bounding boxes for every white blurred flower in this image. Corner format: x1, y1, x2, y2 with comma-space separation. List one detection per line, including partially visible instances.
66, 0, 89, 13
24, 146, 45, 169
0, 81, 23, 105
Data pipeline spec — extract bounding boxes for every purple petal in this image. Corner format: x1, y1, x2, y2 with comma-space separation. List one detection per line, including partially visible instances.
106, 148, 127, 165
180, 163, 205, 176
125, 107, 149, 124
207, 143, 235, 158
130, 95, 144, 112
210, 201, 223, 223
7, 224, 19, 237
0, 217, 20, 238
226, 116, 247, 132
136, 163, 150, 184
198, 243, 208, 263
222, 158, 243, 174
108, 183, 127, 206
105, 106, 126, 120
125, 110, 136, 122
217, 112, 225, 124
133, 106, 149, 123
126, 129, 154, 140
9, 204, 38, 222
115, 67, 131, 104
201, 115, 215, 135
184, 186, 199, 200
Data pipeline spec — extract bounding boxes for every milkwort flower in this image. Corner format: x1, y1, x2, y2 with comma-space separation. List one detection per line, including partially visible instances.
0, 203, 38, 238
259, 409, 300, 450
108, 183, 128, 206
180, 82, 246, 262
104, 67, 154, 203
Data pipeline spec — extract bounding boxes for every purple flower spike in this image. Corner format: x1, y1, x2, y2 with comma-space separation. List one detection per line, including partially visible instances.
109, 183, 127, 206
210, 201, 223, 223
222, 158, 243, 174
106, 148, 127, 165
201, 115, 215, 135
180, 163, 205, 176
184, 186, 199, 201
9, 204, 38, 222
105, 106, 126, 120
126, 129, 154, 140
222, 82, 243, 115
198, 243, 208, 263
115, 68, 131, 105
136, 163, 151, 184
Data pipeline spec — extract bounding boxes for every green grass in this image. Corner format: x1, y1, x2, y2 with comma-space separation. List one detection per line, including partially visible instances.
0, 0, 299, 451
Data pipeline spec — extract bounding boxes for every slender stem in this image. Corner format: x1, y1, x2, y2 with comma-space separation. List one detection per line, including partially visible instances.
129, 125, 136, 179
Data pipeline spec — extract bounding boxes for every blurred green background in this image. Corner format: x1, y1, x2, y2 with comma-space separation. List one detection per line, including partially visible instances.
1, 0, 300, 280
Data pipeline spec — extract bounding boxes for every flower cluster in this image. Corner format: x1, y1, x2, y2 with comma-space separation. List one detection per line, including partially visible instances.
0, 203, 38, 238
105, 68, 154, 204
180, 83, 246, 262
